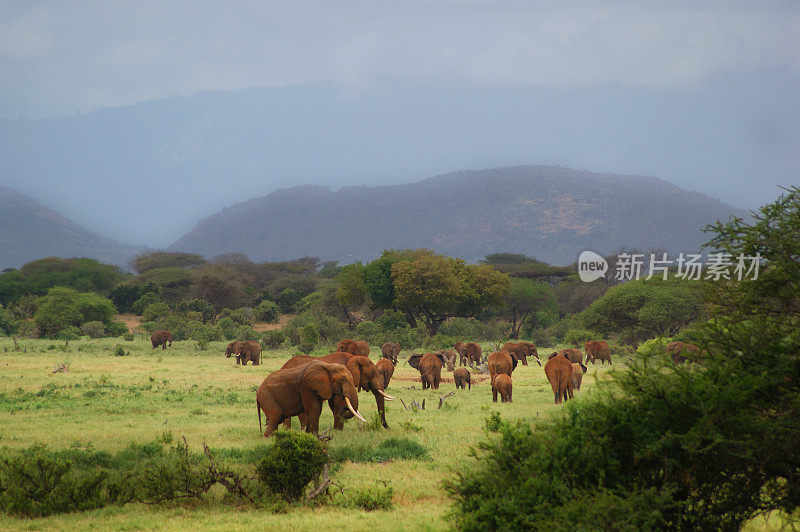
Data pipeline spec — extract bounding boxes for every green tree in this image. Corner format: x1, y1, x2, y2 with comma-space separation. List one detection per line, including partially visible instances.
392, 252, 509, 335
501, 278, 557, 339
33, 287, 116, 338
581, 278, 701, 344
446, 186, 800, 530
335, 263, 368, 329
131, 251, 207, 274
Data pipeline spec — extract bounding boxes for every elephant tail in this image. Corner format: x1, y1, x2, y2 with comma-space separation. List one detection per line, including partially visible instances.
257, 400, 262, 434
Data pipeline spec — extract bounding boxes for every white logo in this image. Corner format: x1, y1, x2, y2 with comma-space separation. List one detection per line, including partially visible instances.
578, 251, 608, 282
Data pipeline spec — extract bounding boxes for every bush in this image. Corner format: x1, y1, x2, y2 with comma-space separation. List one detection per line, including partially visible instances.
142, 302, 171, 323
334, 483, 394, 511
421, 334, 457, 351
216, 317, 237, 340
106, 320, 129, 337
131, 292, 160, 315
527, 329, 554, 348
439, 317, 481, 339
254, 300, 280, 323
235, 325, 259, 341
563, 328, 594, 347
80, 321, 106, 338
298, 324, 319, 353
0, 303, 18, 336
217, 308, 254, 326
262, 330, 285, 349
375, 309, 408, 331
255, 431, 328, 500
0, 446, 108, 517
114, 346, 128, 357
33, 287, 117, 339
354, 320, 381, 344
123, 332, 135, 341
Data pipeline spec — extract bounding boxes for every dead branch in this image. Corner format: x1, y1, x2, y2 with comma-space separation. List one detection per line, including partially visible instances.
316, 429, 333, 443
399, 398, 409, 410
51, 362, 69, 374
438, 391, 455, 409
202, 442, 255, 504
305, 462, 343, 503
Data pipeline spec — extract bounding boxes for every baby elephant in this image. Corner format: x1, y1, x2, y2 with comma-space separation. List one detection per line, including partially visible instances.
453, 367, 471, 390
571, 362, 587, 390
492, 374, 512, 403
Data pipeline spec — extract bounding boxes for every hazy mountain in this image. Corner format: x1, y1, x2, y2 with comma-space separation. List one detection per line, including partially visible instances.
0, 75, 795, 247
170, 166, 747, 265
0, 187, 142, 270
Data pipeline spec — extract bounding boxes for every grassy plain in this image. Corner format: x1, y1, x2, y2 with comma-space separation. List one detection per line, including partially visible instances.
0, 337, 786, 531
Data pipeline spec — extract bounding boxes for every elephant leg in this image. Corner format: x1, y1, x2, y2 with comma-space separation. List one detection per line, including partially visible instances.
331, 399, 344, 430
299, 412, 309, 430
373, 391, 388, 429
263, 407, 283, 437
162, 342, 167, 350
283, 417, 292, 429
304, 401, 323, 434
492, 386, 498, 402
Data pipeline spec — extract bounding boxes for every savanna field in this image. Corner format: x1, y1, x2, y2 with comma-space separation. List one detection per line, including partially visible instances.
0, 336, 600, 531
0, 336, 789, 531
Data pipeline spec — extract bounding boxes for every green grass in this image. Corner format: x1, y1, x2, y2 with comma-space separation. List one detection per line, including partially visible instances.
0, 337, 785, 530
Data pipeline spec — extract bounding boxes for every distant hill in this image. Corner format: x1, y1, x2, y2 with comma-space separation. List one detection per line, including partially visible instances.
0, 187, 142, 269
170, 166, 748, 265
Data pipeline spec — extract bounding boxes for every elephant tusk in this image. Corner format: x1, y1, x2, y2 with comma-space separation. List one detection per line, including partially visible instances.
346, 397, 368, 423
378, 390, 396, 401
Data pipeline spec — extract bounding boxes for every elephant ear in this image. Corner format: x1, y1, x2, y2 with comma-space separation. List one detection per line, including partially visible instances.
302, 363, 333, 400
408, 354, 422, 369
436, 353, 446, 366
510, 353, 518, 370
346, 358, 363, 389
579, 362, 587, 373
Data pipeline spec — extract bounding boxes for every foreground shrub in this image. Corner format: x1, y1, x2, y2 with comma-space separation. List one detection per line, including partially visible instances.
256, 431, 329, 500
446, 187, 800, 530
0, 446, 108, 517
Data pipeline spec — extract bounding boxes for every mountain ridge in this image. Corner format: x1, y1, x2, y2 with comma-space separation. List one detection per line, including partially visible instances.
0, 187, 143, 270
170, 165, 747, 265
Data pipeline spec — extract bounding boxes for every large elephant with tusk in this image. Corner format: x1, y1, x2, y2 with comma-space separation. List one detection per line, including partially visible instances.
281, 351, 396, 429
256, 361, 365, 438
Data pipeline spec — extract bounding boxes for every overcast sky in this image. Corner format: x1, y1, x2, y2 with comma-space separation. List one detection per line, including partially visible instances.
1, 1, 798, 118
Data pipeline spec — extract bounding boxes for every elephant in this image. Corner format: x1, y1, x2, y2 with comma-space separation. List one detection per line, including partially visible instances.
458, 342, 482, 365
544, 352, 574, 404
337, 339, 370, 357
256, 361, 366, 437
413, 353, 445, 390
437, 349, 458, 371
224, 340, 261, 365
559, 348, 584, 364
381, 342, 401, 364
492, 374, 513, 403
585, 341, 612, 365
501, 342, 540, 366
453, 367, 471, 390
666, 341, 702, 363
375, 358, 395, 389
282, 351, 395, 429
151, 330, 172, 350
486, 350, 518, 384
571, 362, 587, 390
454, 341, 468, 360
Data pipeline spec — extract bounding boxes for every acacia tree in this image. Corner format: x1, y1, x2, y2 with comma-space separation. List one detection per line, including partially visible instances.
391, 252, 509, 335
501, 278, 557, 339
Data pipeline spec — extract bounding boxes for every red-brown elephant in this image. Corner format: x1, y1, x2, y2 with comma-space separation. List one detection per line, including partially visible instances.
375, 358, 395, 389
486, 350, 518, 384
544, 352, 574, 404
282, 351, 395, 429
585, 341, 612, 365
559, 347, 584, 364
224, 340, 261, 365
256, 361, 365, 437
666, 341, 702, 363
454, 367, 471, 390
492, 374, 513, 403
381, 342, 401, 364
501, 342, 539, 366
409, 353, 446, 389
337, 339, 370, 357
150, 330, 172, 349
